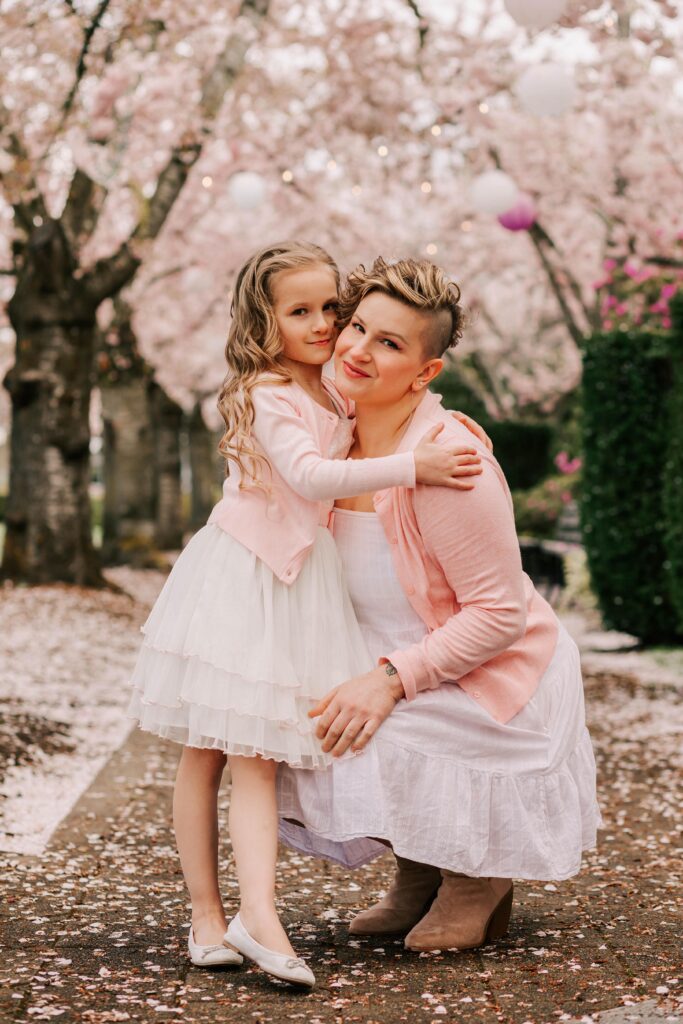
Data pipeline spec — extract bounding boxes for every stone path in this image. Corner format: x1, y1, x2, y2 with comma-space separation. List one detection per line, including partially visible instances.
0, 576, 681, 1023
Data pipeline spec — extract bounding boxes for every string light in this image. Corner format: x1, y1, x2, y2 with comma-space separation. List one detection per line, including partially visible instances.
351, 185, 363, 196
461, 220, 473, 232
282, 169, 293, 182
479, 102, 490, 113
425, 243, 438, 255
431, 125, 442, 136
377, 145, 388, 157
421, 181, 432, 194
327, 159, 337, 170
201, 176, 213, 188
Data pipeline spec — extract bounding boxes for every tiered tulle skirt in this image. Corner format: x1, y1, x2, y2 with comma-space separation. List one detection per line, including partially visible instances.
127, 524, 374, 769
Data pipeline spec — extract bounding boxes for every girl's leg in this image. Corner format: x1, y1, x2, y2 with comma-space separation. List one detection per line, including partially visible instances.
228, 754, 295, 956
173, 746, 228, 945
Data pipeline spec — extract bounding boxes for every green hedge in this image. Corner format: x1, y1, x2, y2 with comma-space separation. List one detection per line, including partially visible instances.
663, 294, 683, 631
435, 371, 552, 491
581, 329, 681, 643
512, 474, 578, 540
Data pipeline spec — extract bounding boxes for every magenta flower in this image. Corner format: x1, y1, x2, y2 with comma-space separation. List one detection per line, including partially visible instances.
555, 452, 582, 475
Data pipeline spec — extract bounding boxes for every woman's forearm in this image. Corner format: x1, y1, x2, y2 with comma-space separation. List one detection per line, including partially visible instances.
385, 603, 526, 701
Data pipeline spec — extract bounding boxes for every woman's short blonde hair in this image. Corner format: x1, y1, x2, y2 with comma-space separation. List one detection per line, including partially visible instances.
337, 256, 465, 357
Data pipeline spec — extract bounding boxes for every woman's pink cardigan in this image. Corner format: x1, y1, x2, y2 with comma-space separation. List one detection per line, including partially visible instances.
372, 391, 559, 725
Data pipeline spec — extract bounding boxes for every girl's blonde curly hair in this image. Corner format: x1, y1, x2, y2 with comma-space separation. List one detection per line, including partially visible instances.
217, 241, 339, 487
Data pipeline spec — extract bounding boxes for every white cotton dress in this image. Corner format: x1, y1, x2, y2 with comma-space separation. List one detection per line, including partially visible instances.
277, 508, 603, 880
127, 419, 376, 771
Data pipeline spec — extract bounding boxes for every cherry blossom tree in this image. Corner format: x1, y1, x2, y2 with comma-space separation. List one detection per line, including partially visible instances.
1, 0, 682, 583
0, 0, 270, 584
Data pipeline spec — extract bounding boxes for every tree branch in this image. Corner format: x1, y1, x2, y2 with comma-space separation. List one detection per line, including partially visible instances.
60, 0, 111, 128
0, 119, 50, 257
404, 0, 428, 50
61, 168, 106, 250
527, 224, 585, 347
529, 220, 595, 328
84, 0, 271, 306
644, 256, 683, 269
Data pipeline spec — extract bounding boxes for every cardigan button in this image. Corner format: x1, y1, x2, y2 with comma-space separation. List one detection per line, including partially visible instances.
473, 691, 481, 698
406, 584, 415, 596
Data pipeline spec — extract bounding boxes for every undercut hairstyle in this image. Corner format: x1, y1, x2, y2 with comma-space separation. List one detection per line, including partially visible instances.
337, 256, 465, 358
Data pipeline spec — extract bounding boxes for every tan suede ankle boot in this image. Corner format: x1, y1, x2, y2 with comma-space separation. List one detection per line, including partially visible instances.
348, 856, 442, 936
404, 873, 513, 951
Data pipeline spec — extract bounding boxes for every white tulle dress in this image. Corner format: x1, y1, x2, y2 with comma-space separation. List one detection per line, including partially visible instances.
127, 518, 375, 769
126, 386, 382, 771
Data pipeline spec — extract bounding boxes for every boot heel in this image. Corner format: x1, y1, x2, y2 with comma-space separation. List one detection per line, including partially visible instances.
485, 885, 513, 943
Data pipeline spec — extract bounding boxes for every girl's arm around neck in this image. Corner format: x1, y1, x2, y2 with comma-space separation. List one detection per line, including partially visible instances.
251, 385, 416, 502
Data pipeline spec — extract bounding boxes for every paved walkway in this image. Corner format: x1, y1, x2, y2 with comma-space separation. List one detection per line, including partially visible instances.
0, 572, 681, 1023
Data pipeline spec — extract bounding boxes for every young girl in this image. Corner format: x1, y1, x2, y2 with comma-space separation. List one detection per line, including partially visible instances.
128, 241, 484, 989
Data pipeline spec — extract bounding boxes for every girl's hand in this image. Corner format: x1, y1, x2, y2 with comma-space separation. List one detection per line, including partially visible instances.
414, 424, 482, 489
451, 411, 493, 452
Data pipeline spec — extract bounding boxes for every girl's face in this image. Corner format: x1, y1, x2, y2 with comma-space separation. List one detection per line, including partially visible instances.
334, 291, 444, 407
270, 265, 339, 366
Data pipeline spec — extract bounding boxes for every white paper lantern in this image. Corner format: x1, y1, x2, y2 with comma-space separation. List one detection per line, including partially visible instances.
469, 171, 519, 215
515, 62, 576, 117
228, 171, 266, 210
504, 0, 567, 29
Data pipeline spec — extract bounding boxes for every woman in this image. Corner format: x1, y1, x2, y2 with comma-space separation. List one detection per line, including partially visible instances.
277, 257, 601, 951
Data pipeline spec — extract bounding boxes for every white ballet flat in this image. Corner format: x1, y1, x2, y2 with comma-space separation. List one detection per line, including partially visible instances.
225, 913, 315, 988
187, 925, 244, 967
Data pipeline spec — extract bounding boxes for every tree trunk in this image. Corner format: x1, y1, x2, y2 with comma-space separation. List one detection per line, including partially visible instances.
188, 404, 220, 529
101, 378, 156, 563
151, 383, 184, 549
1, 1, 270, 584
2, 221, 102, 585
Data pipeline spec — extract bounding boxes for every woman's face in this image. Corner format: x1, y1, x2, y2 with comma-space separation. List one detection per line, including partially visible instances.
334, 291, 443, 407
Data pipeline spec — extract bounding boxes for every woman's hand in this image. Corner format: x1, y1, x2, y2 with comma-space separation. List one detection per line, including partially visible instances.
308, 665, 404, 757
451, 411, 494, 452
414, 423, 483, 489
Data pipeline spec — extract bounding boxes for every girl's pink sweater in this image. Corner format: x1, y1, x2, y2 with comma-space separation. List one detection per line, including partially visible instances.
372, 390, 559, 724
208, 377, 415, 583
